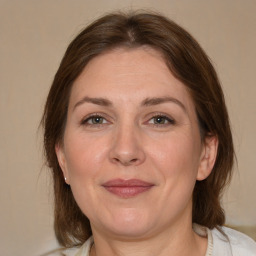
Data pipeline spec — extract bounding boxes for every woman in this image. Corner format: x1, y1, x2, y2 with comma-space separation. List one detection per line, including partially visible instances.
42, 12, 256, 256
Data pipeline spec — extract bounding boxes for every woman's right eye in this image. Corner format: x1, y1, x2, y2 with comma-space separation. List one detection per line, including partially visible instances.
81, 115, 108, 126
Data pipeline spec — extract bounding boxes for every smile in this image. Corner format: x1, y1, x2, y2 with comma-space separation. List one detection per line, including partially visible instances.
102, 179, 154, 198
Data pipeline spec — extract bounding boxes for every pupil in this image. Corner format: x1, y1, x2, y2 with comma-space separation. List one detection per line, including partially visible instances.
155, 117, 164, 124
93, 117, 102, 124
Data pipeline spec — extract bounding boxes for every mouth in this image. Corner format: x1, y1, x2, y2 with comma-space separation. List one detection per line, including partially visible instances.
102, 179, 154, 198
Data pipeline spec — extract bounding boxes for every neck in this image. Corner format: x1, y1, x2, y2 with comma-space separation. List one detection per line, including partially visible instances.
90, 221, 207, 256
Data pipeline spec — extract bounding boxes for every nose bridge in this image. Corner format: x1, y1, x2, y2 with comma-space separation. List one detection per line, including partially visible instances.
109, 118, 145, 166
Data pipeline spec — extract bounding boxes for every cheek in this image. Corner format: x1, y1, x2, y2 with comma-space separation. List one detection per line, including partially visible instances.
63, 133, 110, 217
64, 131, 109, 179
140, 133, 201, 222
147, 131, 201, 205
148, 131, 201, 178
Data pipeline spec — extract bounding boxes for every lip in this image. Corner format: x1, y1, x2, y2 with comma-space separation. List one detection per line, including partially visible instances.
102, 179, 154, 198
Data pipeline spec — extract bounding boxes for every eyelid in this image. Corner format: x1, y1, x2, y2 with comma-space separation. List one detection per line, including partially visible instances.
144, 112, 176, 126
80, 112, 112, 125
80, 112, 175, 127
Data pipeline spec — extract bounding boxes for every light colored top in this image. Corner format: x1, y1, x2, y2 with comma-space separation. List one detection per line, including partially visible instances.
72, 225, 256, 256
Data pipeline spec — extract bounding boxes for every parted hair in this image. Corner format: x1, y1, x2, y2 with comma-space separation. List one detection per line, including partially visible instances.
42, 11, 234, 247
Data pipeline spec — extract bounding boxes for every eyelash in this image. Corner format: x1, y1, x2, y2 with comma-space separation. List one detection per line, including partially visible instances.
80, 113, 176, 128
81, 113, 109, 127
147, 114, 176, 126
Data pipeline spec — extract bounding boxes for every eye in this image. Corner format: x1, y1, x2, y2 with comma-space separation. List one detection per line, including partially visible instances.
89, 116, 105, 124
148, 115, 175, 126
81, 114, 108, 126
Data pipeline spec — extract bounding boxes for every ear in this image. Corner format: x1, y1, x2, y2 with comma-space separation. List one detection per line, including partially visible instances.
55, 143, 70, 184
197, 135, 218, 181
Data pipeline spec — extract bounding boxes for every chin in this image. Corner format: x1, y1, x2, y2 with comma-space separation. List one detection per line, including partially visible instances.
101, 210, 155, 239
108, 224, 153, 239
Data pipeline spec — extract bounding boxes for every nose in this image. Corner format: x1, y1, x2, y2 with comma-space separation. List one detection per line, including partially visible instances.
109, 124, 146, 166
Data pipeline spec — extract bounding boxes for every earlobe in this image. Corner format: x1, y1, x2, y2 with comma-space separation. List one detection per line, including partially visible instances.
55, 143, 70, 184
197, 135, 218, 181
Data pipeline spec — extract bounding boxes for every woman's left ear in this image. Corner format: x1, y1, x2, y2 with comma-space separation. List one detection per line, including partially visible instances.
197, 135, 218, 181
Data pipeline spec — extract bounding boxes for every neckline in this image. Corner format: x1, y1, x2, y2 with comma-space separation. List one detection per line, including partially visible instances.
75, 225, 214, 256
193, 224, 213, 256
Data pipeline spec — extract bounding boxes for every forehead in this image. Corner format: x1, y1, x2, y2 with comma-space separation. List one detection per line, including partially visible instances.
70, 47, 195, 111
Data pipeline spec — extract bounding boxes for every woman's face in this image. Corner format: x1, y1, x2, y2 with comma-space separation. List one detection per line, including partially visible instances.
56, 47, 217, 240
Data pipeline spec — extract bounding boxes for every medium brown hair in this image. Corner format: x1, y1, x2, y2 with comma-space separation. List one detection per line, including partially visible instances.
42, 11, 234, 247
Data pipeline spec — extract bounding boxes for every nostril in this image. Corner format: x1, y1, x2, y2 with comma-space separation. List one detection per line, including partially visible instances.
112, 157, 139, 166
113, 158, 120, 163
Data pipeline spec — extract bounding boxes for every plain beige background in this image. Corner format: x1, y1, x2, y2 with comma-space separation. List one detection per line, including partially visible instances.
0, 1, 255, 255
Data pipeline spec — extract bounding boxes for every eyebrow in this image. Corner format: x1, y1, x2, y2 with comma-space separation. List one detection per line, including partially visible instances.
141, 97, 186, 112
73, 96, 112, 111
73, 96, 186, 112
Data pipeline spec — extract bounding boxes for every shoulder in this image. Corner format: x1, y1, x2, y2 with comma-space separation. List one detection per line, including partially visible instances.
73, 237, 93, 256
38, 238, 93, 256
211, 226, 256, 255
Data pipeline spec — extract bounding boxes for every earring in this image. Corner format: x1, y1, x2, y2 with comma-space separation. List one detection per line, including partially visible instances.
64, 177, 70, 185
